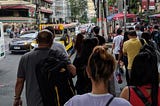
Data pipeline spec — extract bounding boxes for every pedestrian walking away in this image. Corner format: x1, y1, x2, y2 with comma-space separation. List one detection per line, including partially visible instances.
120, 44, 160, 106
13, 29, 75, 106
122, 30, 143, 84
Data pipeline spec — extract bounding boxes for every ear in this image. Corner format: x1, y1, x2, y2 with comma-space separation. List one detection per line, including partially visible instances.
86, 66, 91, 78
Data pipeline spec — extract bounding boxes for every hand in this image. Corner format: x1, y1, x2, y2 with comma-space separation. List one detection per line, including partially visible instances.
67, 64, 76, 77
13, 99, 22, 106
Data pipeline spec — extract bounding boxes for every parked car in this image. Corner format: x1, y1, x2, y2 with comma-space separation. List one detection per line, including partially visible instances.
9, 31, 38, 53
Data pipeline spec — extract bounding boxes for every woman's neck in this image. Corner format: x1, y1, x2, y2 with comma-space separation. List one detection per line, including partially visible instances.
91, 81, 108, 94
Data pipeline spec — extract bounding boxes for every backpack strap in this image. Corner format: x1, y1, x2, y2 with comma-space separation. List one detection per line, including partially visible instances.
139, 38, 145, 46
132, 87, 151, 106
106, 96, 114, 106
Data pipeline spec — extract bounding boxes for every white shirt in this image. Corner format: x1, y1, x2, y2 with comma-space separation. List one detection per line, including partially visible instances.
112, 35, 124, 54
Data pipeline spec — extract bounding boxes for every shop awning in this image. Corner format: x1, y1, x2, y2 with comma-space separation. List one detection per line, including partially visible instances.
43, 0, 53, 4
1, 5, 31, 9
107, 14, 116, 21
41, 9, 53, 14
149, 14, 160, 18
107, 13, 136, 21
112, 13, 136, 20
0, 17, 36, 23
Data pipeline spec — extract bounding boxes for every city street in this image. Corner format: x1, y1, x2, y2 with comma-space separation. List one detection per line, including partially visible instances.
0, 36, 127, 106
0, 0, 159, 105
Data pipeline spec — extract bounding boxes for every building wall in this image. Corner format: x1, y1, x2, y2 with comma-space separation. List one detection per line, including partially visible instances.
52, 0, 71, 23
0, 0, 53, 23
87, 0, 96, 19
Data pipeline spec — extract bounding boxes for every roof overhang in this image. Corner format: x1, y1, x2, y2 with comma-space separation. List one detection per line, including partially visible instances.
43, 0, 53, 4
0, 17, 36, 23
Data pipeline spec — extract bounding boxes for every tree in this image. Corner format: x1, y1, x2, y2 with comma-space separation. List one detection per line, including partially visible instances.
128, 0, 139, 14
69, 0, 88, 22
108, 0, 116, 6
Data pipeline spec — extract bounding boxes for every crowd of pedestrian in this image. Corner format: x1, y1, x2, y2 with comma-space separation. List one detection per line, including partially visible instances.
6, 23, 37, 38
13, 23, 160, 106
111, 22, 160, 106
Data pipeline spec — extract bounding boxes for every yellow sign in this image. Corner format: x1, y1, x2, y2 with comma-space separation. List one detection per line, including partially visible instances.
58, 24, 64, 30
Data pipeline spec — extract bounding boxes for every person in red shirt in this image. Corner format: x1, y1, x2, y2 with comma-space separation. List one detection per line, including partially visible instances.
120, 47, 160, 106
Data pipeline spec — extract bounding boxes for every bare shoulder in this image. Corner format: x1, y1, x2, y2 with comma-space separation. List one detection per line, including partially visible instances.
120, 86, 129, 101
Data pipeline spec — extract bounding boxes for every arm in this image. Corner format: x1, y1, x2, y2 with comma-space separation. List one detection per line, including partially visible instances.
111, 43, 115, 54
14, 78, 25, 106
67, 64, 76, 77
111, 37, 116, 54
14, 55, 25, 106
122, 42, 127, 56
120, 86, 129, 101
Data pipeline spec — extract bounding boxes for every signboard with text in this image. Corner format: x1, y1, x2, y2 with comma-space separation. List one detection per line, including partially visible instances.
149, 0, 155, 10
142, 0, 148, 10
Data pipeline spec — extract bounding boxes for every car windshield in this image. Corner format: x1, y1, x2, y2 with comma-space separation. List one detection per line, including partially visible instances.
20, 32, 37, 39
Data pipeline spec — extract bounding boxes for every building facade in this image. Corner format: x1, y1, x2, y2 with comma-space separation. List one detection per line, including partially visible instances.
0, 0, 53, 24
52, 0, 71, 23
87, 0, 96, 20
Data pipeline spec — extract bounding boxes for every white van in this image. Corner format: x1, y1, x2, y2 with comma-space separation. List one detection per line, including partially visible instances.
0, 22, 5, 60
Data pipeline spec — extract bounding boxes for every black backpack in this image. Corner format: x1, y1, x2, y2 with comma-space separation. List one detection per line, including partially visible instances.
153, 31, 160, 44
36, 50, 75, 106
139, 39, 160, 65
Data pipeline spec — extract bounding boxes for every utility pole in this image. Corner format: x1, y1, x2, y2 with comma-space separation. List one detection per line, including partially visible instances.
97, 0, 102, 36
94, 0, 108, 40
103, 0, 108, 41
124, 0, 127, 32
35, 1, 41, 31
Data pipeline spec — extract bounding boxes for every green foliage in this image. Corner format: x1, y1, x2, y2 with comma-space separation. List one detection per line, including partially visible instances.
69, 0, 88, 21
108, 0, 116, 6
91, 17, 97, 23
79, 11, 88, 23
132, 9, 138, 14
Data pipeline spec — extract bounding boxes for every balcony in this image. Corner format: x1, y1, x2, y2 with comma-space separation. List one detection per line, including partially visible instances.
43, 0, 53, 4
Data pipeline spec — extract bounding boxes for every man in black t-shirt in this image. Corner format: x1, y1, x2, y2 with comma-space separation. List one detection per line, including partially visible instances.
93, 26, 106, 45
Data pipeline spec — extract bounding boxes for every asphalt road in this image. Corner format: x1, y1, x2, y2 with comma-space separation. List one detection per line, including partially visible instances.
0, 51, 25, 106
0, 35, 26, 106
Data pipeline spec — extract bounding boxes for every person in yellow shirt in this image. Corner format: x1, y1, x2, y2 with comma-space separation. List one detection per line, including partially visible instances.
123, 30, 142, 84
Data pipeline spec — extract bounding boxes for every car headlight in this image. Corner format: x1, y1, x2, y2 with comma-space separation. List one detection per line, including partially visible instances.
24, 42, 28, 45
31, 42, 38, 48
